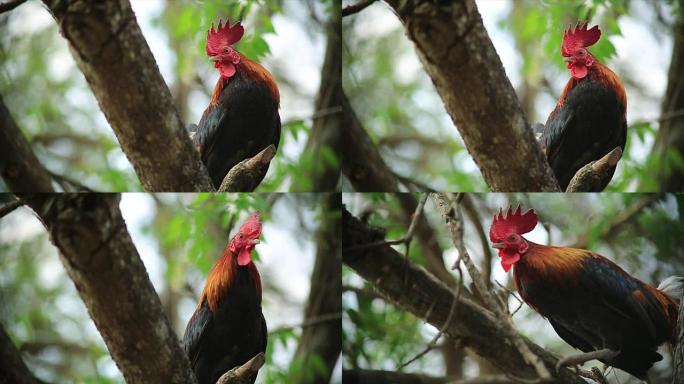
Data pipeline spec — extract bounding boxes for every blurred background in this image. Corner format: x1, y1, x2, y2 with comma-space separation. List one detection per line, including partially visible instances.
0, 0, 331, 191
343, 192, 684, 383
342, 0, 682, 191
0, 193, 341, 383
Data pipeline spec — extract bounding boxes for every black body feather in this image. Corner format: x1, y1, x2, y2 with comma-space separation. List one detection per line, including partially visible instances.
183, 267, 267, 384
541, 75, 626, 191
517, 253, 675, 379
194, 72, 281, 189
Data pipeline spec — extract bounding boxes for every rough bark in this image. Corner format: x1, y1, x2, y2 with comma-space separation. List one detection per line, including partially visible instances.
42, 0, 213, 192
218, 145, 276, 192
342, 208, 586, 383
292, 193, 342, 383
19, 194, 197, 384
297, 0, 342, 192
383, 0, 559, 192
653, 8, 684, 191
0, 323, 42, 384
673, 290, 684, 383
0, 96, 54, 192
341, 91, 400, 191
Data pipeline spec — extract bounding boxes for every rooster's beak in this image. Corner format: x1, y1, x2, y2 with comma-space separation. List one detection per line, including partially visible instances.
250, 239, 260, 245
491, 242, 505, 249
209, 55, 219, 62
563, 56, 572, 63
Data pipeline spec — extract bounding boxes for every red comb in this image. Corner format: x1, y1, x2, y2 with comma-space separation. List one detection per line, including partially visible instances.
561, 22, 601, 57
489, 206, 538, 242
206, 19, 245, 57
239, 212, 261, 234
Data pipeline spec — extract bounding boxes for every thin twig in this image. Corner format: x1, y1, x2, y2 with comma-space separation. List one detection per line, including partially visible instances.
0, 0, 26, 14
0, 197, 25, 218
342, 0, 377, 17
46, 169, 93, 192
215, 352, 265, 384
431, 193, 551, 382
268, 312, 341, 335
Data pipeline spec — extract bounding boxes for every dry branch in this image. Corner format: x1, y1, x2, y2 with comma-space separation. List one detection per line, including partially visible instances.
430, 193, 550, 381
0, 96, 55, 192
215, 353, 265, 384
383, 0, 559, 192
218, 145, 276, 192
565, 147, 622, 192
42, 0, 213, 192
342, 207, 586, 383
20, 194, 197, 384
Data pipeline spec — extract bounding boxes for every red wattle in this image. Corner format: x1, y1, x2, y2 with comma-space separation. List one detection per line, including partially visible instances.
498, 249, 520, 272
237, 248, 252, 266
220, 63, 236, 79
570, 64, 588, 79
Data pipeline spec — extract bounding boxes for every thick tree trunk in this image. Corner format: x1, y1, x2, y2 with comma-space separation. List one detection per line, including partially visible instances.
292, 193, 342, 383
42, 0, 213, 192
341, 91, 400, 191
20, 194, 197, 384
0, 324, 42, 384
382, 0, 559, 192
653, 8, 684, 191
342, 208, 585, 383
297, 0, 342, 192
673, 290, 684, 383
0, 96, 54, 192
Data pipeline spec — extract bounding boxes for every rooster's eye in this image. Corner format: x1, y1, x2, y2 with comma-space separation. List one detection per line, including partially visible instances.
223, 47, 229, 53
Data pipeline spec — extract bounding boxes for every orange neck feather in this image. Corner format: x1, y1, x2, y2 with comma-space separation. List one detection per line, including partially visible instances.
209, 55, 280, 108
198, 247, 262, 313
557, 61, 627, 109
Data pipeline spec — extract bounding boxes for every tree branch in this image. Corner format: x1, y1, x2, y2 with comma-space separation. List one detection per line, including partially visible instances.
565, 147, 622, 192
341, 90, 400, 191
0, 322, 42, 384
42, 0, 213, 192
673, 289, 684, 383
19, 194, 197, 384
342, 208, 586, 383
342, 0, 377, 17
383, 0, 559, 192
297, 0, 342, 192
217, 145, 276, 192
291, 193, 341, 383
0, 96, 55, 192
0, 0, 26, 14
215, 353, 265, 384
571, 194, 662, 249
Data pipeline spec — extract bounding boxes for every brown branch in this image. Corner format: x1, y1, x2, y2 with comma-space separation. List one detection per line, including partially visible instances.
565, 147, 622, 192
0, 196, 24, 218
0, 96, 55, 192
383, 0, 559, 192
217, 145, 276, 192
342, 208, 586, 383
19, 194, 197, 384
430, 193, 551, 381
341, 89, 400, 191
342, 0, 377, 17
0, 322, 42, 384
42, 0, 213, 192
0, 0, 26, 14
296, 0, 341, 192
672, 286, 684, 383
572, 194, 662, 249
291, 193, 341, 384
215, 353, 265, 384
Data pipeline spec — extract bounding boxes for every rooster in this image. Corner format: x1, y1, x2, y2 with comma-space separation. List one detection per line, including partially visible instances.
540, 23, 627, 191
183, 213, 267, 384
490, 206, 681, 379
194, 19, 281, 190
